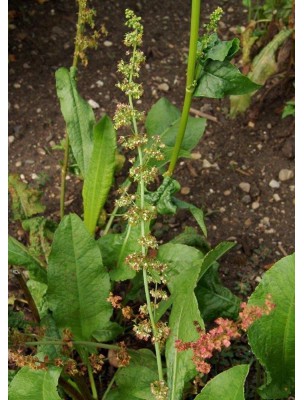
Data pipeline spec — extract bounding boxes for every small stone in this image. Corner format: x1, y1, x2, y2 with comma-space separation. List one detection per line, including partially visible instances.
252, 201, 260, 210
257, 143, 263, 150
227, 6, 234, 12
31, 173, 38, 180
13, 83, 21, 89
279, 169, 294, 181
181, 186, 190, 195
241, 195, 251, 204
96, 80, 104, 88
260, 217, 270, 227
289, 185, 295, 192
104, 40, 113, 47
15, 161, 22, 167
219, 207, 226, 213
20, 174, 25, 180
8, 135, 15, 144
36, 108, 41, 113
273, 193, 281, 202
49, 140, 56, 147
244, 218, 252, 227
65, 175, 71, 181
267, 123, 272, 129
224, 189, 231, 196
158, 83, 170, 92
202, 159, 212, 168
63, 42, 70, 50
37, 147, 46, 155
191, 152, 202, 160
250, 183, 260, 197
23, 63, 30, 69
88, 99, 100, 109
248, 121, 255, 128
255, 276, 262, 283
239, 182, 251, 193
269, 179, 280, 189
25, 159, 35, 164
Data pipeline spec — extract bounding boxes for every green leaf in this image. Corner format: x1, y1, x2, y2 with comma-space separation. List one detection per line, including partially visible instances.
170, 227, 210, 254
194, 364, 250, 400
158, 243, 204, 400
195, 263, 241, 322
145, 98, 206, 166
247, 253, 295, 398
55, 67, 95, 177
83, 115, 117, 234
106, 349, 158, 400
194, 60, 261, 98
205, 37, 240, 62
27, 280, 48, 319
38, 314, 62, 360
282, 99, 295, 118
47, 214, 112, 340
8, 235, 47, 283
173, 198, 207, 237
230, 29, 292, 117
145, 177, 181, 215
8, 174, 45, 221
93, 321, 123, 342
198, 241, 236, 280
9, 367, 61, 400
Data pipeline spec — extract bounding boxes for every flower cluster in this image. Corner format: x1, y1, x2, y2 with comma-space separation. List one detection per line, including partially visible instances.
89, 353, 105, 373
151, 380, 169, 400
176, 296, 275, 375
199, 7, 224, 58
106, 292, 122, 309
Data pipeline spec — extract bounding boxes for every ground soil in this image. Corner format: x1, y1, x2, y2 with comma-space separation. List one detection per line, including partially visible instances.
8, 0, 295, 397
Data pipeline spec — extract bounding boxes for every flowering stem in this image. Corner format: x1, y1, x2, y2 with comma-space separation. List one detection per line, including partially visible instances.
166, 0, 201, 177
87, 362, 98, 400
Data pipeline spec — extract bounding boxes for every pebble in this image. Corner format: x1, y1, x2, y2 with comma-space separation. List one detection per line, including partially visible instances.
269, 179, 280, 189
96, 80, 104, 88
279, 169, 294, 181
104, 40, 113, 47
255, 276, 262, 283
13, 83, 21, 89
20, 174, 25, 180
250, 183, 260, 197
248, 121, 255, 128
251, 201, 260, 210
260, 217, 270, 227
191, 152, 202, 160
15, 161, 22, 167
239, 182, 251, 193
227, 6, 234, 12
36, 108, 41, 113
181, 187, 190, 195
244, 218, 252, 227
31, 173, 38, 180
267, 123, 272, 129
64, 42, 70, 50
37, 147, 46, 155
8, 135, 15, 144
88, 99, 100, 109
25, 159, 35, 164
158, 83, 170, 92
23, 63, 30, 69
257, 143, 263, 150
49, 140, 56, 147
202, 159, 219, 169
241, 195, 251, 204
273, 193, 281, 202
219, 207, 226, 213
224, 189, 231, 196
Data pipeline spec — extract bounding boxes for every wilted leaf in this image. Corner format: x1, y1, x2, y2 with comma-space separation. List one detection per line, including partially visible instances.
8, 174, 45, 221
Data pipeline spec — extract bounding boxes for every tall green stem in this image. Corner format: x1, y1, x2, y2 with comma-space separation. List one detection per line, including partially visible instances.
87, 362, 98, 400
166, 0, 201, 176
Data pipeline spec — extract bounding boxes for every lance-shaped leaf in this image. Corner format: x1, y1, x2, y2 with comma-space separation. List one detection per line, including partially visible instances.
194, 60, 261, 98
47, 214, 112, 340
55, 67, 95, 177
8, 235, 47, 283
173, 198, 207, 237
83, 115, 116, 235
158, 243, 204, 400
8, 174, 45, 221
247, 253, 295, 399
194, 364, 250, 400
145, 98, 206, 166
9, 367, 61, 400
106, 349, 158, 400
198, 241, 235, 280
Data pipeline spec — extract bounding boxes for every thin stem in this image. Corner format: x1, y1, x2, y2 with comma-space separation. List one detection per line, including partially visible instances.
87, 362, 98, 400
117, 224, 132, 267
59, 377, 85, 400
101, 373, 116, 400
166, 0, 201, 176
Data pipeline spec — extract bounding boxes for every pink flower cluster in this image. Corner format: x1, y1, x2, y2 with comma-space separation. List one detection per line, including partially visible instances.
175, 295, 275, 375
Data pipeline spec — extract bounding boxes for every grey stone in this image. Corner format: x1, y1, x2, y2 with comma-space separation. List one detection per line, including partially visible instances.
269, 179, 280, 189
241, 195, 251, 204
239, 182, 251, 193
158, 83, 170, 92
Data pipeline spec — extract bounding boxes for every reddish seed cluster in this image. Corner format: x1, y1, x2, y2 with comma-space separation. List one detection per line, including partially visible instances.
107, 292, 122, 309
175, 296, 275, 375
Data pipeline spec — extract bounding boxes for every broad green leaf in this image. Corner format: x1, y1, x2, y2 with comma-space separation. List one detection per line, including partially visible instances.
27, 280, 48, 319
195, 263, 241, 322
158, 243, 204, 400
9, 367, 61, 400
8, 235, 47, 283
173, 198, 207, 237
98, 224, 144, 282
198, 241, 235, 280
195, 364, 250, 400
8, 174, 45, 221
55, 67, 95, 177
38, 314, 62, 360
145, 98, 206, 166
230, 29, 292, 117
194, 60, 261, 98
106, 349, 158, 400
47, 214, 112, 340
93, 321, 123, 342
170, 227, 210, 254
282, 99, 295, 118
205, 37, 240, 62
248, 253, 295, 398
145, 177, 181, 215
83, 115, 116, 234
